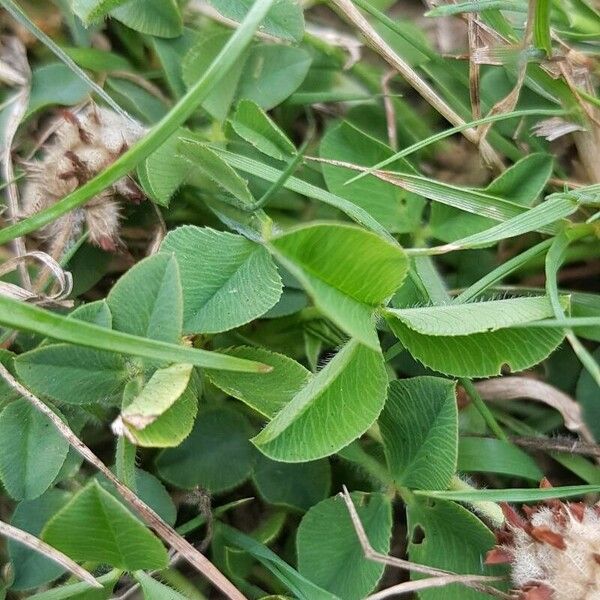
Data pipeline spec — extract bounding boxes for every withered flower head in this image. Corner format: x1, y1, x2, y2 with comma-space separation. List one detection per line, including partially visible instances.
21, 105, 146, 254
486, 481, 600, 600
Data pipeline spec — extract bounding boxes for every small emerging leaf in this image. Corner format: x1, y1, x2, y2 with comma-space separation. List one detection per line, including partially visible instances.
118, 363, 193, 430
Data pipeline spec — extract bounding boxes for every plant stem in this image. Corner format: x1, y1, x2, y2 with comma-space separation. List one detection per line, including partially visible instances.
460, 378, 509, 442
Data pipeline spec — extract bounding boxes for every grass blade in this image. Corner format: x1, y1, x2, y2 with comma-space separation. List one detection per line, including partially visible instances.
546, 228, 600, 387
0, 296, 269, 372
212, 147, 392, 239
415, 484, 600, 502
409, 195, 576, 255
455, 239, 553, 303
533, 0, 552, 56
376, 171, 559, 231
345, 108, 566, 185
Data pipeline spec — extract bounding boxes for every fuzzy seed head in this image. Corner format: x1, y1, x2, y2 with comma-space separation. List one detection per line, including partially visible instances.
487, 499, 600, 600
20, 106, 145, 254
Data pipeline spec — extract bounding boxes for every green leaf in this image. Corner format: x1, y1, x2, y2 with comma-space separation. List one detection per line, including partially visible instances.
430, 195, 577, 252
0, 351, 22, 408
231, 99, 296, 160
534, 0, 552, 55
134, 572, 187, 600
122, 380, 198, 448
97, 469, 177, 525
151, 29, 199, 98
161, 226, 282, 334
253, 455, 331, 511
415, 484, 600, 502
0, 400, 69, 500
182, 31, 246, 120
107, 253, 182, 344
62, 46, 132, 71
576, 348, 600, 441
27, 63, 91, 117
387, 295, 564, 336
387, 317, 565, 377
219, 525, 339, 600
269, 223, 408, 349
458, 438, 543, 481
156, 406, 256, 492
209, 0, 305, 41
391, 173, 560, 233
15, 344, 129, 405
69, 300, 112, 329
253, 340, 388, 462
386, 296, 567, 377
237, 45, 311, 110
70, 0, 129, 24
42, 480, 168, 570
178, 140, 255, 205
320, 122, 425, 233
138, 129, 192, 206
110, 0, 183, 38
119, 363, 193, 430
297, 493, 392, 600
8, 490, 71, 590
407, 497, 502, 600
486, 153, 554, 206
105, 77, 168, 124
380, 377, 457, 490
206, 346, 311, 417
27, 570, 120, 600
0, 295, 269, 372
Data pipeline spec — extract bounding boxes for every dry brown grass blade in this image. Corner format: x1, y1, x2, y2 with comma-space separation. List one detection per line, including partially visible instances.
366, 574, 509, 599
475, 376, 596, 445
328, 0, 505, 172
0, 251, 73, 305
467, 16, 482, 121
475, 0, 535, 145
0, 519, 102, 588
381, 70, 398, 150
0, 35, 31, 290
0, 363, 247, 600
339, 486, 510, 599
510, 435, 600, 458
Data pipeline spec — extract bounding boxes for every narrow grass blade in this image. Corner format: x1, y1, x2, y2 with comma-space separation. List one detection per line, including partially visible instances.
455, 239, 553, 303
409, 195, 576, 255
533, 0, 552, 56
379, 172, 559, 231
345, 108, 566, 185
416, 484, 600, 502
0, 296, 270, 372
212, 147, 392, 239
513, 317, 600, 328
0, 0, 277, 246
546, 228, 600, 387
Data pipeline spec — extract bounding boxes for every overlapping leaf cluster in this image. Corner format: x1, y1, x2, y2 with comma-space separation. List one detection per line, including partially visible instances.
0, 0, 599, 598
